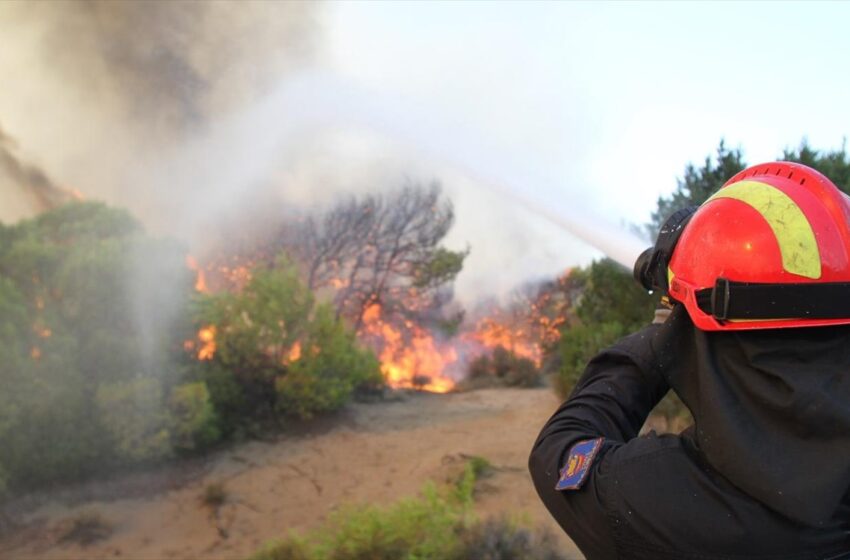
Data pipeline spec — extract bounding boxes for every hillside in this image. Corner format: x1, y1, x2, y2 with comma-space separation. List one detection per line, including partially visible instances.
0, 388, 582, 560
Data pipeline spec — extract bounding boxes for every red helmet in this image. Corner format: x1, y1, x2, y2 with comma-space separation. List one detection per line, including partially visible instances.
666, 161, 850, 330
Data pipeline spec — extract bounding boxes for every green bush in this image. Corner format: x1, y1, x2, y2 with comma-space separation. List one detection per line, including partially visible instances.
193, 258, 383, 423
555, 321, 628, 398
0, 202, 196, 491
456, 515, 569, 560
276, 307, 382, 419
252, 481, 471, 560
96, 377, 171, 463
168, 382, 220, 452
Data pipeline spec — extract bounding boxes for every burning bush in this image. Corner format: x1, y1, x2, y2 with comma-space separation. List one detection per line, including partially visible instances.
275, 307, 381, 419
190, 256, 382, 423
460, 346, 542, 390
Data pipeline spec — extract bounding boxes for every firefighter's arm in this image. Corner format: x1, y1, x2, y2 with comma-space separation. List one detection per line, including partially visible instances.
527, 322, 672, 557
531, 322, 670, 458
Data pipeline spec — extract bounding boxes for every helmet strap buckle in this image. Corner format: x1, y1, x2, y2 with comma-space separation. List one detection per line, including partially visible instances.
711, 277, 731, 321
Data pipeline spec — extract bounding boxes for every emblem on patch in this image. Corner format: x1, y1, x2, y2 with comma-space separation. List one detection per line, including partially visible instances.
555, 437, 604, 491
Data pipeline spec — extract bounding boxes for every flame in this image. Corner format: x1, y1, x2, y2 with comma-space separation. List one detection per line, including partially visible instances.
468, 317, 542, 366
30, 346, 41, 360
360, 303, 456, 393
197, 325, 217, 360
287, 341, 302, 362
186, 255, 209, 293
330, 277, 349, 289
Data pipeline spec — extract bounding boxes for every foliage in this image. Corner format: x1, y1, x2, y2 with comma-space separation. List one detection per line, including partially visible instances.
555, 321, 630, 399
574, 258, 657, 328
0, 201, 194, 491
276, 307, 382, 419
455, 515, 570, 560
95, 377, 171, 463
193, 257, 383, 423
647, 140, 746, 237
283, 182, 467, 333
201, 482, 228, 510
168, 382, 220, 452
782, 140, 850, 193
554, 258, 657, 398
463, 346, 542, 390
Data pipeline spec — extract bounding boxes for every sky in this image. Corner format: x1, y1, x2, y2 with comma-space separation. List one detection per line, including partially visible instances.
2, 1, 850, 302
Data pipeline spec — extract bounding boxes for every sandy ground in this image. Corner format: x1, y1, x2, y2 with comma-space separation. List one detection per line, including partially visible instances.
0, 387, 584, 560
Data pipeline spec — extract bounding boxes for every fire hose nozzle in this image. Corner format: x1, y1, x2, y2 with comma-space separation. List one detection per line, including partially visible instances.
633, 247, 656, 292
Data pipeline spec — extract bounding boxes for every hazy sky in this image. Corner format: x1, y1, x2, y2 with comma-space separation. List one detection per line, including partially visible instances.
326, 0, 850, 228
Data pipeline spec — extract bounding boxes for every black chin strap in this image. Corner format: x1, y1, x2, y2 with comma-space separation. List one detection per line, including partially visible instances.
696, 278, 850, 321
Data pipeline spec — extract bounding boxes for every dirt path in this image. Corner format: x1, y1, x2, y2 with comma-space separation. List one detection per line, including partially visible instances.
1, 388, 583, 560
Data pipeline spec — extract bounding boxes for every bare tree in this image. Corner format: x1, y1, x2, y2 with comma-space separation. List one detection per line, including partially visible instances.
285, 181, 466, 332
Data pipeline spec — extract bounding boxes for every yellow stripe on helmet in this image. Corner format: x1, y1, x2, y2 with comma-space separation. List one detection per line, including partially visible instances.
706, 180, 821, 279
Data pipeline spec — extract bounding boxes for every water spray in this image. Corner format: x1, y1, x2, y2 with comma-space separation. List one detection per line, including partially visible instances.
190, 71, 647, 270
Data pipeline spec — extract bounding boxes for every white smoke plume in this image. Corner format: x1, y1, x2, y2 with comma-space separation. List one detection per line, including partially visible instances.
0, 0, 321, 241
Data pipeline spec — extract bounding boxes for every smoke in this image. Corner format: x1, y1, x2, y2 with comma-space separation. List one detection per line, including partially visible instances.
0, 1, 643, 305
0, 123, 79, 212
0, 0, 321, 232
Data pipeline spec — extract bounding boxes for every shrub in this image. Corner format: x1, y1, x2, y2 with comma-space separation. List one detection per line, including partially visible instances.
169, 382, 220, 452
555, 321, 627, 398
0, 202, 194, 491
276, 306, 382, 419
194, 257, 382, 422
199, 362, 248, 435
463, 346, 541, 390
455, 516, 570, 560
95, 377, 171, 463
201, 482, 228, 510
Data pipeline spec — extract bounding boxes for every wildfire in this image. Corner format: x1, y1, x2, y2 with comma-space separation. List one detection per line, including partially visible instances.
186, 255, 209, 293
197, 325, 217, 360
287, 341, 302, 362
360, 303, 456, 393
181, 252, 558, 394
467, 317, 542, 367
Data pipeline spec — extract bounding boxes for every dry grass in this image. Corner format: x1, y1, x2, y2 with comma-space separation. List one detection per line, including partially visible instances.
202, 482, 228, 510
58, 510, 113, 546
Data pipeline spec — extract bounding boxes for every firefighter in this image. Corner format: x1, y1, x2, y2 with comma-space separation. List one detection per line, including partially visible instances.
529, 161, 850, 559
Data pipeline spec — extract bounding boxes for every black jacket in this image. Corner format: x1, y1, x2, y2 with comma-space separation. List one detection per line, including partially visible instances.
529, 305, 850, 559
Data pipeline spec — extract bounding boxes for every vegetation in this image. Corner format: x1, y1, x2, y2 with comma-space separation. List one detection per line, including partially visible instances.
192, 258, 383, 427
0, 202, 382, 497
461, 346, 542, 390
202, 482, 228, 510
279, 183, 468, 334
554, 258, 657, 397
0, 202, 196, 492
250, 456, 570, 560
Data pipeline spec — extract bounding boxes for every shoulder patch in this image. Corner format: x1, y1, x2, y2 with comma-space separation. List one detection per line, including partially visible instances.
555, 437, 604, 491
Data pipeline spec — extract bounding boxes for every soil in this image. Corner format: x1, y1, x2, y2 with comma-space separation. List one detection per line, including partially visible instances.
0, 387, 584, 560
